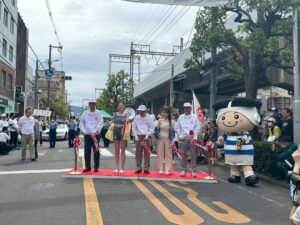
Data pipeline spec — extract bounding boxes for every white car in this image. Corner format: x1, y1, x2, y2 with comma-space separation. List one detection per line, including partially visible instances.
42, 124, 69, 140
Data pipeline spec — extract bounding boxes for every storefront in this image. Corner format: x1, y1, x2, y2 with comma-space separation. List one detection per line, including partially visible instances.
0, 95, 15, 114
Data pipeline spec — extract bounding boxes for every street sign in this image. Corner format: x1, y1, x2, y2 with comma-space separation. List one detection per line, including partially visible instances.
45, 69, 54, 79
62, 76, 72, 80
33, 109, 52, 117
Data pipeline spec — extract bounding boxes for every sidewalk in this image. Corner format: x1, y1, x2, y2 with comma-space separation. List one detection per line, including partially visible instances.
214, 160, 289, 189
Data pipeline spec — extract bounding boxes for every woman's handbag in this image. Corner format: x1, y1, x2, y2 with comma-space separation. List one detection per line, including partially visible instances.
154, 127, 160, 139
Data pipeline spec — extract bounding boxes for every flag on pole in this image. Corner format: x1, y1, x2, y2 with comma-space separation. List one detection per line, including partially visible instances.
192, 90, 204, 123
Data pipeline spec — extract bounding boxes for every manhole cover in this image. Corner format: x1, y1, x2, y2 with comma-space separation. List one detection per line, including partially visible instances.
31, 183, 54, 190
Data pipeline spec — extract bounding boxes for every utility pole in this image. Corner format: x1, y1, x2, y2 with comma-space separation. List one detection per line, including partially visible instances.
35, 60, 39, 109
47, 44, 63, 111
293, 7, 300, 144
47, 44, 52, 110
170, 64, 174, 107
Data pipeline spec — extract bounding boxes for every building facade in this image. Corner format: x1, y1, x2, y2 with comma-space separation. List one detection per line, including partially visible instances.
15, 12, 28, 115
0, 0, 18, 114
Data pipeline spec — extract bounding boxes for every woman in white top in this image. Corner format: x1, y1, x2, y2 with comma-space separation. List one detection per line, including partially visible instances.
156, 107, 175, 175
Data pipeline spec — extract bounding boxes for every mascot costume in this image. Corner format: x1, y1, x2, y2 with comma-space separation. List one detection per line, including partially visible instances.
213, 97, 262, 186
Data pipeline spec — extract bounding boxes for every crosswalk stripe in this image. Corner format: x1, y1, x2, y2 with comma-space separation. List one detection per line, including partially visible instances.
100, 148, 113, 157
78, 148, 156, 157
125, 150, 134, 156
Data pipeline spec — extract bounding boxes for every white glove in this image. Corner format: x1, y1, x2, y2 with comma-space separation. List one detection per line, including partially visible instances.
135, 136, 139, 141
179, 135, 185, 141
193, 135, 198, 140
144, 135, 149, 140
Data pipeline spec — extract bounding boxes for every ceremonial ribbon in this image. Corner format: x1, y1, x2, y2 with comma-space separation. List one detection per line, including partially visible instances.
140, 140, 151, 156
170, 142, 188, 159
73, 136, 81, 153
91, 133, 100, 152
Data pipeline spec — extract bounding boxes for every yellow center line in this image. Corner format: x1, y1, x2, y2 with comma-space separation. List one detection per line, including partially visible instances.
165, 182, 251, 224
133, 180, 204, 225
81, 156, 104, 225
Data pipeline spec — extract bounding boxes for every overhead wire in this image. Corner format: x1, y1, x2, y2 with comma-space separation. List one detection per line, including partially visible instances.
142, 5, 176, 44
148, 6, 191, 45
44, 0, 64, 71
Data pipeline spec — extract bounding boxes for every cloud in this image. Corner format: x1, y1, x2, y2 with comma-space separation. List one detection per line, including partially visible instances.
18, 0, 198, 107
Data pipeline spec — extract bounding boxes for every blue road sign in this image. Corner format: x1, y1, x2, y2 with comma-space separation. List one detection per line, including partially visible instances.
45, 69, 54, 78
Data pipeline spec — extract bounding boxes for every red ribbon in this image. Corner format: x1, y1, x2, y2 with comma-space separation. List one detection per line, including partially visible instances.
73, 136, 81, 152
91, 133, 100, 152
140, 141, 151, 156
170, 142, 189, 159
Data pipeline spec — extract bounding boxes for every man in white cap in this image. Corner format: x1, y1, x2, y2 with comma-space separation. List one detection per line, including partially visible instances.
80, 99, 103, 172
0, 113, 8, 131
175, 102, 201, 177
132, 105, 155, 174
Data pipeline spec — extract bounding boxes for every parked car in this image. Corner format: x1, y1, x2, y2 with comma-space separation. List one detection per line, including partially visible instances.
42, 124, 69, 140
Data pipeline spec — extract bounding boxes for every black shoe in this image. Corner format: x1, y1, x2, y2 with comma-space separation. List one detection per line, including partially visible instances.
94, 168, 99, 172
144, 170, 150, 174
22, 158, 25, 161
83, 168, 91, 173
245, 175, 259, 186
30, 158, 36, 161
228, 175, 241, 183
135, 169, 142, 174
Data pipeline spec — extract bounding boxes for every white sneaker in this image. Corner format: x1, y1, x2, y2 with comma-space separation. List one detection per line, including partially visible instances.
180, 170, 186, 177
165, 171, 170, 175
159, 170, 163, 174
190, 170, 196, 177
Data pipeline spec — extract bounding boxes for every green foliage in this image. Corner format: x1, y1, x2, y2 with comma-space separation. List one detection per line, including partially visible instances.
39, 93, 69, 119
96, 70, 134, 114
253, 141, 273, 173
186, 0, 299, 98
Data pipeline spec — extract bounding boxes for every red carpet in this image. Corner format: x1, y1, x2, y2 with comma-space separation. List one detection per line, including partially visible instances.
63, 168, 217, 183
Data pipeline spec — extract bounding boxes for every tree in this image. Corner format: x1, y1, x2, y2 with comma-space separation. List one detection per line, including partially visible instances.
96, 70, 134, 114
39, 93, 69, 119
186, 0, 300, 98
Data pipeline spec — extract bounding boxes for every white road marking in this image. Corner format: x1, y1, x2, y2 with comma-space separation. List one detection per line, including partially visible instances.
125, 150, 134, 156
38, 153, 45, 156
79, 148, 84, 157
58, 149, 64, 152
100, 148, 113, 157
0, 168, 72, 175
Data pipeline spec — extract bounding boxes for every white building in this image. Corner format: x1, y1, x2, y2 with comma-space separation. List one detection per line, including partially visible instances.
0, 0, 18, 114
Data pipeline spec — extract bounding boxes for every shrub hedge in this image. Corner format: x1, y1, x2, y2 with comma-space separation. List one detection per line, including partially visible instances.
253, 141, 273, 174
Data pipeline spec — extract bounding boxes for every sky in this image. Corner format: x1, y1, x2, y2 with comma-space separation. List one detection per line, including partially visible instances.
18, 0, 199, 107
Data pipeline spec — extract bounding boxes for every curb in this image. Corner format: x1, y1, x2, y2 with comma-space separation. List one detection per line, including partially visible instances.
214, 161, 289, 189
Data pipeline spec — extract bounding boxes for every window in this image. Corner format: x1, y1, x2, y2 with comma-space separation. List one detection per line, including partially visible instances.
4, 8, 8, 27
8, 74, 12, 89
2, 39, 7, 57
2, 70, 6, 88
9, 45, 13, 62
0, 70, 3, 87
10, 16, 14, 34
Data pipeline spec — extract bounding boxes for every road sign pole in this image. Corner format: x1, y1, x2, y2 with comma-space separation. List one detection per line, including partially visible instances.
48, 45, 52, 111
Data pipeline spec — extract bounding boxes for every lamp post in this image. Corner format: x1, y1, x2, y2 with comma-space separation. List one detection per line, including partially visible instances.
48, 44, 63, 110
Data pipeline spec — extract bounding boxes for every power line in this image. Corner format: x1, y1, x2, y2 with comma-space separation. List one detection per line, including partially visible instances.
142, 5, 176, 44
44, 0, 62, 47
148, 7, 191, 45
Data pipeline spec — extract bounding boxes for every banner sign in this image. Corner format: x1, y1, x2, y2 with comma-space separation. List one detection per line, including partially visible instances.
33, 109, 52, 117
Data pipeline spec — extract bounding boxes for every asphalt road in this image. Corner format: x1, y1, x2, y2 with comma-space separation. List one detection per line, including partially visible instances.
0, 139, 292, 225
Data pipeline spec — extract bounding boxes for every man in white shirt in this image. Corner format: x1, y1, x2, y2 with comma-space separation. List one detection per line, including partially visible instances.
0, 113, 9, 131
80, 99, 103, 172
175, 102, 201, 177
132, 105, 155, 174
18, 108, 36, 161
0, 127, 14, 155
8, 113, 18, 149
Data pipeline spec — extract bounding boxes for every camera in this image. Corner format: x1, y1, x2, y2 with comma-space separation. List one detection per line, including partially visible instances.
288, 171, 300, 190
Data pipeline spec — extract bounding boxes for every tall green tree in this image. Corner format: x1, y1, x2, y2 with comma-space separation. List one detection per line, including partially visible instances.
96, 70, 134, 114
39, 93, 69, 119
186, 0, 299, 98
